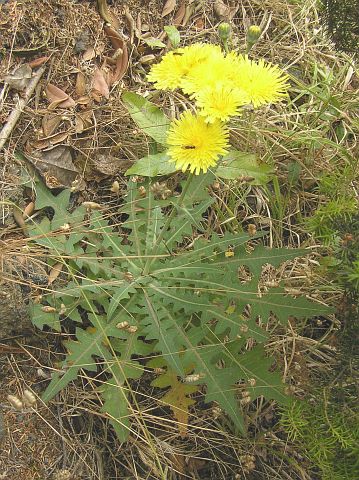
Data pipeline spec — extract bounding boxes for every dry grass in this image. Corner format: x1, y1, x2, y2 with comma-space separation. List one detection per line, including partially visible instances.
0, 0, 358, 479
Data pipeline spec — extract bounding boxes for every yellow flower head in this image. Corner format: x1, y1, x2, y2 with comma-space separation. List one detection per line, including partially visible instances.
147, 52, 187, 90
147, 43, 223, 91
195, 83, 249, 123
234, 56, 289, 107
181, 53, 235, 96
167, 111, 229, 175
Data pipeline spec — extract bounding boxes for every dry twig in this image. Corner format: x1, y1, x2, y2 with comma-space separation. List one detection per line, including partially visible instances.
0, 66, 46, 151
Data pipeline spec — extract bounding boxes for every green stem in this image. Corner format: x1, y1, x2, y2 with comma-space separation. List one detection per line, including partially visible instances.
246, 41, 254, 54
143, 173, 194, 275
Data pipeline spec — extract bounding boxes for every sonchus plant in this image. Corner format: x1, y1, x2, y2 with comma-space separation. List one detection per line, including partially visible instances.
29, 43, 330, 441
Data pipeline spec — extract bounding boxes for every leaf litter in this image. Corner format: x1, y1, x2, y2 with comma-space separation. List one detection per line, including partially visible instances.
26, 145, 85, 189
4, 64, 32, 91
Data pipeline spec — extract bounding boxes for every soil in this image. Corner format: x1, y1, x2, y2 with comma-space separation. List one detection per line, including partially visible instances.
0, 283, 32, 338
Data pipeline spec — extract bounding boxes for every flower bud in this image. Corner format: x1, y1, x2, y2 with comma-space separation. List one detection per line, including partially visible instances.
218, 22, 231, 43
246, 25, 261, 50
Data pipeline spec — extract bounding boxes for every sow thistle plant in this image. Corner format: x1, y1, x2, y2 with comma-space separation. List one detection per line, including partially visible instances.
28, 40, 330, 441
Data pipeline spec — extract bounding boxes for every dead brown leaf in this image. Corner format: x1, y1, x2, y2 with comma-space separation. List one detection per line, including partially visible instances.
5, 64, 32, 91
42, 114, 62, 137
45, 84, 76, 109
23, 201, 35, 218
13, 205, 28, 235
27, 145, 83, 189
75, 109, 94, 133
182, 2, 195, 27
82, 47, 96, 61
45, 83, 68, 102
123, 3, 136, 43
74, 116, 84, 133
92, 68, 110, 99
173, 1, 186, 26
30, 131, 70, 150
93, 154, 122, 176
161, 0, 176, 17
82, 44, 106, 61
76, 96, 91, 105
58, 97, 76, 109
97, 0, 120, 30
195, 17, 205, 29
48, 262, 63, 285
76, 110, 93, 132
75, 71, 87, 96
104, 26, 128, 84
214, 0, 239, 20
28, 56, 49, 68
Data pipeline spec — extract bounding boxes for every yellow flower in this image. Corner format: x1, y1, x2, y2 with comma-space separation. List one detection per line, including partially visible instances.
234, 56, 289, 107
167, 111, 229, 175
195, 83, 249, 123
147, 52, 187, 90
181, 54, 235, 96
147, 43, 223, 91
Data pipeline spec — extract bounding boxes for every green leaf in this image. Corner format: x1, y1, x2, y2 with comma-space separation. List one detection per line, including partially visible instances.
145, 205, 164, 252
31, 162, 333, 442
100, 356, 144, 442
30, 303, 61, 331
42, 303, 146, 435
164, 26, 180, 48
122, 91, 170, 145
165, 173, 216, 247
180, 330, 288, 434
140, 291, 187, 376
29, 178, 87, 235
216, 149, 273, 184
107, 281, 140, 319
125, 152, 177, 176
287, 161, 301, 185
141, 36, 166, 49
